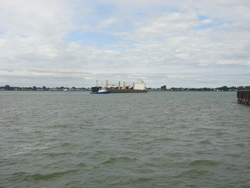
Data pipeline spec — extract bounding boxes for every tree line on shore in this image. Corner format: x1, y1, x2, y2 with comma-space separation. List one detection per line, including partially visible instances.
155, 85, 250, 91
1, 84, 250, 91
0, 85, 89, 91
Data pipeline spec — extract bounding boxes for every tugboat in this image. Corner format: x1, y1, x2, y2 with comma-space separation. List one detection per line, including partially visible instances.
90, 80, 110, 94
90, 87, 109, 94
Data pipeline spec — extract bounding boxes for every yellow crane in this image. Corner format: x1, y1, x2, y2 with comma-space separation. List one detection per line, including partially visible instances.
105, 80, 132, 89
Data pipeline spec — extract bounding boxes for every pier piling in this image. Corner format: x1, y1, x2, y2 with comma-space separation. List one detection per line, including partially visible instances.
237, 91, 250, 105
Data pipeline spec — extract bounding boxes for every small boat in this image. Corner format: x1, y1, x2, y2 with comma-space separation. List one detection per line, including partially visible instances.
90, 87, 110, 94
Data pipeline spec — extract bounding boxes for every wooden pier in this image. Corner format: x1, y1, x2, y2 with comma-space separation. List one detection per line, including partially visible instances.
237, 90, 250, 105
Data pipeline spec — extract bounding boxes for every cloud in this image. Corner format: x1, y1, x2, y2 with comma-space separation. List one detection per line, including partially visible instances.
0, 0, 250, 88
97, 17, 119, 28
217, 60, 250, 66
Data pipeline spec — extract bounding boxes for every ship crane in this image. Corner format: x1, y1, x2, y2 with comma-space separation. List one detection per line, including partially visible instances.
95, 80, 100, 87
123, 82, 133, 89
106, 80, 133, 89
105, 80, 118, 88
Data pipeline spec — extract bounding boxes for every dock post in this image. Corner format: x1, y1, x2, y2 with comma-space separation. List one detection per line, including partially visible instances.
237, 90, 250, 105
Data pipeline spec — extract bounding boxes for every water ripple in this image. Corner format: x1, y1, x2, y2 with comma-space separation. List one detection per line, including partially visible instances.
1, 91, 250, 187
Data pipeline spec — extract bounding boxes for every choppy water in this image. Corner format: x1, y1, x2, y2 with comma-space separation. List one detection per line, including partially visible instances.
1, 91, 250, 188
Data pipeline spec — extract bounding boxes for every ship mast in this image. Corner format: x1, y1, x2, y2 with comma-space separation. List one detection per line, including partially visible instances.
106, 80, 108, 88
118, 81, 120, 89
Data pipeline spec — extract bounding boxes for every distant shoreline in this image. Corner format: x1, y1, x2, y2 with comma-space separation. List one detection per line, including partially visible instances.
0, 90, 238, 92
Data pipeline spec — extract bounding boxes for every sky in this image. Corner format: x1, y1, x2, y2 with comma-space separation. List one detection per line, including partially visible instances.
0, 0, 250, 88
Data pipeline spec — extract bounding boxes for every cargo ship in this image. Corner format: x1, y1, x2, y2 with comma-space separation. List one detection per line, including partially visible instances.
91, 80, 148, 93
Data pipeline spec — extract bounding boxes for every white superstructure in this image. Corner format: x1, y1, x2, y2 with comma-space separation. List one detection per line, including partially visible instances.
133, 80, 146, 90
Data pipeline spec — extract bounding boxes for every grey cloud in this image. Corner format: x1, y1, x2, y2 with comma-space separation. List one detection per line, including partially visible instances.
1, 0, 250, 88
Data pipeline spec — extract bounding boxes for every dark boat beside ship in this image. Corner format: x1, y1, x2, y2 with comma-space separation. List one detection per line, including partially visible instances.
90, 87, 110, 94
90, 80, 148, 94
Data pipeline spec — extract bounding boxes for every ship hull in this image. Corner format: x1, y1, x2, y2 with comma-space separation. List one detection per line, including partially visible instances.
90, 91, 109, 94
91, 86, 102, 92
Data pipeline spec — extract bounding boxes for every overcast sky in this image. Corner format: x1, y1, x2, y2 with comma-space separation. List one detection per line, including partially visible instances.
1, 0, 250, 88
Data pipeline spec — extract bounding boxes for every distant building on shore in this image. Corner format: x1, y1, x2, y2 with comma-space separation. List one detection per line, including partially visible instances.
161, 85, 167, 90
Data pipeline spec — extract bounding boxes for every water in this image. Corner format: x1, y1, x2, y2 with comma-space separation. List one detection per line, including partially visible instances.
1, 91, 250, 188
